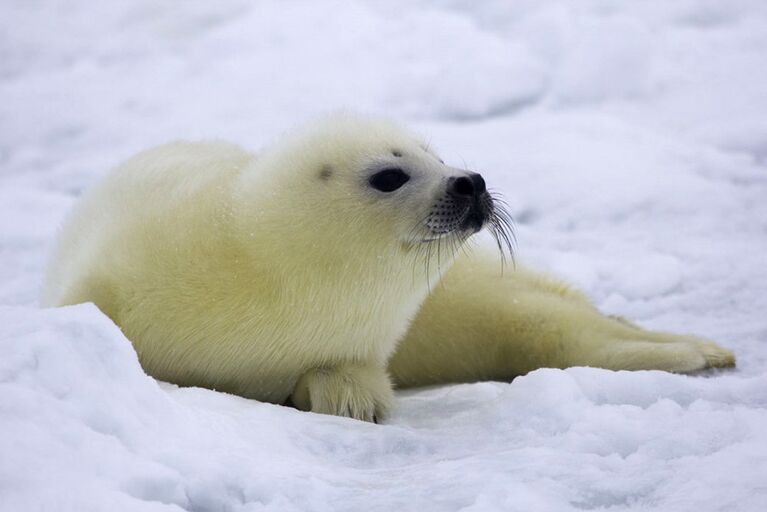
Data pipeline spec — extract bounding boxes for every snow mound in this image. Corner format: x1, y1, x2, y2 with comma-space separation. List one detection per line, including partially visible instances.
2, 306, 766, 511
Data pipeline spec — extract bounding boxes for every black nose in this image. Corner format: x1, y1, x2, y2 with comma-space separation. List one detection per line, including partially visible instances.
448, 172, 486, 199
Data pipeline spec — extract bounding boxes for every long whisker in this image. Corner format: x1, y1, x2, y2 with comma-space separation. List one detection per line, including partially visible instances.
408, 188, 515, 287
424, 230, 433, 293
486, 191, 516, 272
436, 232, 442, 278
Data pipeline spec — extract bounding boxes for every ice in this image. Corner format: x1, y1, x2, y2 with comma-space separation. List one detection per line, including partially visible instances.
1, 1, 767, 511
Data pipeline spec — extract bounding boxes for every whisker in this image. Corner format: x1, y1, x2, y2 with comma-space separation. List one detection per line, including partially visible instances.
485, 192, 517, 273
424, 231, 433, 293
408, 187, 517, 288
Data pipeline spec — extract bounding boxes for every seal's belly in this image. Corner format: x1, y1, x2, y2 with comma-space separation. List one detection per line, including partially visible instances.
121, 294, 398, 404
132, 327, 306, 404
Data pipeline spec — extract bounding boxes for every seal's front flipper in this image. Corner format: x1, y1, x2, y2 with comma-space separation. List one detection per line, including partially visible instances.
291, 364, 393, 422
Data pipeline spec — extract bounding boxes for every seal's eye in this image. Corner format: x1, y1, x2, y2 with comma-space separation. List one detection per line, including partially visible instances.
369, 168, 410, 193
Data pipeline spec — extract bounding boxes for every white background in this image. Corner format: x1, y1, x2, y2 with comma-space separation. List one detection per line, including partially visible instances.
1, 1, 766, 510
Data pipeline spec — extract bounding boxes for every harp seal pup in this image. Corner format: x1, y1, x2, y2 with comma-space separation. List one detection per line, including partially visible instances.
42, 114, 735, 422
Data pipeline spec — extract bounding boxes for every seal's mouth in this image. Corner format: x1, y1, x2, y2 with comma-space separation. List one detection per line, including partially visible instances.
424, 193, 490, 237
461, 190, 494, 233
427, 172, 513, 246
425, 173, 494, 235
412, 174, 515, 265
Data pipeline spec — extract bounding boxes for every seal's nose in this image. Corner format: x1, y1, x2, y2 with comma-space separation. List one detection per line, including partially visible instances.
446, 172, 491, 233
448, 172, 486, 200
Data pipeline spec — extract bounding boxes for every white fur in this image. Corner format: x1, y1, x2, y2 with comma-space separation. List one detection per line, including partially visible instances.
43, 114, 734, 422
43, 115, 456, 420
391, 250, 735, 388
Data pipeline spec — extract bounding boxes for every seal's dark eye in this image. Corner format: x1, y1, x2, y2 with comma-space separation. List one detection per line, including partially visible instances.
369, 168, 410, 192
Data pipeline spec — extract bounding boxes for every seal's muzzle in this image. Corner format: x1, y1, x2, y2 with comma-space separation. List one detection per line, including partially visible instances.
447, 172, 492, 233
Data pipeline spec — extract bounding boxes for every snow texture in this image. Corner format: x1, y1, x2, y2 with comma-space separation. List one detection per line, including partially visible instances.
2, 1, 767, 510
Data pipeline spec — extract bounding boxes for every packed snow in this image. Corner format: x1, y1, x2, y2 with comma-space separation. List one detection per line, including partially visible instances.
2, 1, 767, 510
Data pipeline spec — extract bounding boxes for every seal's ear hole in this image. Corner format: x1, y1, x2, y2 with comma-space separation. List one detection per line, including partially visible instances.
318, 165, 333, 180
391, 150, 402, 157
369, 168, 410, 193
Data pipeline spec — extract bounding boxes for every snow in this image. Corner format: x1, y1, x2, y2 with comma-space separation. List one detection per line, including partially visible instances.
1, 1, 767, 510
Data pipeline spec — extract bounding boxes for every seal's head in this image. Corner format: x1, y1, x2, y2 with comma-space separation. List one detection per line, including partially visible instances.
238, 114, 513, 285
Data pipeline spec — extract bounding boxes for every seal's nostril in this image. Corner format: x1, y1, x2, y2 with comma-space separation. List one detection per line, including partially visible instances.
451, 176, 475, 197
449, 173, 486, 198
470, 173, 486, 195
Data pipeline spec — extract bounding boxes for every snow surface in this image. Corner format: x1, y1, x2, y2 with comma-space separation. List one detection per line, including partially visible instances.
2, 1, 767, 510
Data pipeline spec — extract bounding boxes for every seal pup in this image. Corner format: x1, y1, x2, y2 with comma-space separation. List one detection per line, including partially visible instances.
42, 114, 511, 422
43, 114, 734, 422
